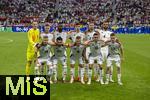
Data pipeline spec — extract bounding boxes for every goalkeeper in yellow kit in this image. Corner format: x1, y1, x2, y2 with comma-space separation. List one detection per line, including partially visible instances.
26, 21, 40, 78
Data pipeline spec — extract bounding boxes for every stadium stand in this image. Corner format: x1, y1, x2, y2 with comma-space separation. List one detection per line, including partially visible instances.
0, 0, 149, 27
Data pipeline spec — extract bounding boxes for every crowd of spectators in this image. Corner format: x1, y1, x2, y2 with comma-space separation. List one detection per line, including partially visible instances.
0, 0, 55, 25
0, 0, 149, 27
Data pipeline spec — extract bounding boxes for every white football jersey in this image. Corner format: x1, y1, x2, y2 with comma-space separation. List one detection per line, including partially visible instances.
96, 29, 113, 42
85, 31, 95, 41
54, 31, 68, 43
96, 29, 113, 60
40, 33, 54, 43
85, 31, 95, 59
69, 32, 85, 43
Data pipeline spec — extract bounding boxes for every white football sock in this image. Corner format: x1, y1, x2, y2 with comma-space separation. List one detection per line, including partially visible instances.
94, 64, 98, 77
110, 74, 113, 80
99, 68, 103, 80
53, 65, 57, 81
117, 74, 121, 82
78, 67, 81, 78
62, 65, 67, 80
80, 68, 85, 81
85, 64, 89, 76
48, 66, 53, 76
88, 69, 92, 81
106, 74, 110, 81
70, 68, 75, 79
110, 66, 113, 80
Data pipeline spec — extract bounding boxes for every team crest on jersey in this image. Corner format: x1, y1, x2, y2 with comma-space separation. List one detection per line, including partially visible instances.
77, 50, 80, 53
56, 49, 62, 53
95, 45, 99, 50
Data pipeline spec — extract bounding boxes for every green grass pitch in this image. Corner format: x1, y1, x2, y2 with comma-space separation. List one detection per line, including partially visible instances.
0, 32, 150, 100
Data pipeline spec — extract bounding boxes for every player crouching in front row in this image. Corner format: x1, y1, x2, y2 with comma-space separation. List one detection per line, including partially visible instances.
69, 35, 89, 84
86, 32, 123, 85
34, 36, 55, 84
34, 33, 124, 85
86, 32, 105, 85
52, 37, 69, 83
35, 36, 69, 84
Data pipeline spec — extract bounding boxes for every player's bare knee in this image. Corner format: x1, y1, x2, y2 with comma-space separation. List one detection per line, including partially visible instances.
70, 64, 75, 68
48, 65, 53, 69
89, 64, 93, 69
53, 64, 57, 68
63, 64, 67, 68
36, 63, 41, 67
98, 64, 102, 69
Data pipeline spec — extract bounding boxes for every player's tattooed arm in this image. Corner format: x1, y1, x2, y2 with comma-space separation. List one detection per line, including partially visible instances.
99, 40, 106, 47
68, 43, 74, 47
116, 38, 124, 59
105, 39, 111, 43
67, 31, 72, 35
116, 38, 121, 44
83, 40, 91, 46
35, 43, 41, 49
83, 47, 88, 63
34, 43, 41, 55
99, 39, 105, 43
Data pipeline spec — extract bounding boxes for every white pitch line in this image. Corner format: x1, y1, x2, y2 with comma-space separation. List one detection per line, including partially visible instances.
0, 38, 14, 44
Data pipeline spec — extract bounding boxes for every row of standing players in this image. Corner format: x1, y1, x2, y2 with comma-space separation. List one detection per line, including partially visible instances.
27, 22, 124, 85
